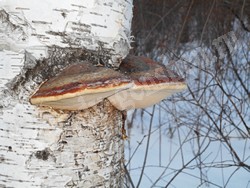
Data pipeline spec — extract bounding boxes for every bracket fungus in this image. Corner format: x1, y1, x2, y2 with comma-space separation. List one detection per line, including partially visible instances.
30, 56, 186, 111
108, 55, 187, 110
30, 61, 131, 110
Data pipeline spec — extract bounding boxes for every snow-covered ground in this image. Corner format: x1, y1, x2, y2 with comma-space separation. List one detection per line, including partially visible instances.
125, 118, 250, 187
125, 28, 250, 188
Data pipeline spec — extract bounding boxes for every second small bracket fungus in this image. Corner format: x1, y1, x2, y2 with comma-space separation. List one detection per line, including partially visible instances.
30, 61, 131, 110
108, 55, 187, 110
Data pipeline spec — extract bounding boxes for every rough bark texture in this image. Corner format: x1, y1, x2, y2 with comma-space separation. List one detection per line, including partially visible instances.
0, 0, 132, 67
0, 100, 124, 187
0, 0, 132, 187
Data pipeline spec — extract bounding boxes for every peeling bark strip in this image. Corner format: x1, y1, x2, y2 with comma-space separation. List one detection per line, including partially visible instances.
0, 0, 133, 187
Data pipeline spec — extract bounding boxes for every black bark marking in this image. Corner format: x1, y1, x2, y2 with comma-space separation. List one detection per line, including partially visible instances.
59, 140, 68, 144
35, 148, 50, 161
0, 156, 5, 163
91, 23, 107, 28
8, 146, 12, 151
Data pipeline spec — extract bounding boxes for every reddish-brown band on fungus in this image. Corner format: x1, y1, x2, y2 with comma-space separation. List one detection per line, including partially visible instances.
30, 61, 132, 110
30, 57, 186, 111
108, 55, 187, 110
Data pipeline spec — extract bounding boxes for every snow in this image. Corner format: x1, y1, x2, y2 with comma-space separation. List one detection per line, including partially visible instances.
125, 29, 250, 187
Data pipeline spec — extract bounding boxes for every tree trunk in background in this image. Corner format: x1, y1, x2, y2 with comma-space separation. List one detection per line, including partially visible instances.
0, 1, 133, 187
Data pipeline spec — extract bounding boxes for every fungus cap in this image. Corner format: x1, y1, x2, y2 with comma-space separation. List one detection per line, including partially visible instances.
30, 61, 131, 110
108, 55, 187, 110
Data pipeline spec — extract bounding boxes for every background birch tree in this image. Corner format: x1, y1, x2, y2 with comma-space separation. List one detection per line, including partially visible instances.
0, 1, 133, 187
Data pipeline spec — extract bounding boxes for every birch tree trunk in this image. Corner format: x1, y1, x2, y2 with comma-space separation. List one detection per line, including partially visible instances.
0, 1, 133, 187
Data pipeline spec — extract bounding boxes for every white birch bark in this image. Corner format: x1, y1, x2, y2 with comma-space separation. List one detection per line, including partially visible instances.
0, 1, 133, 187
